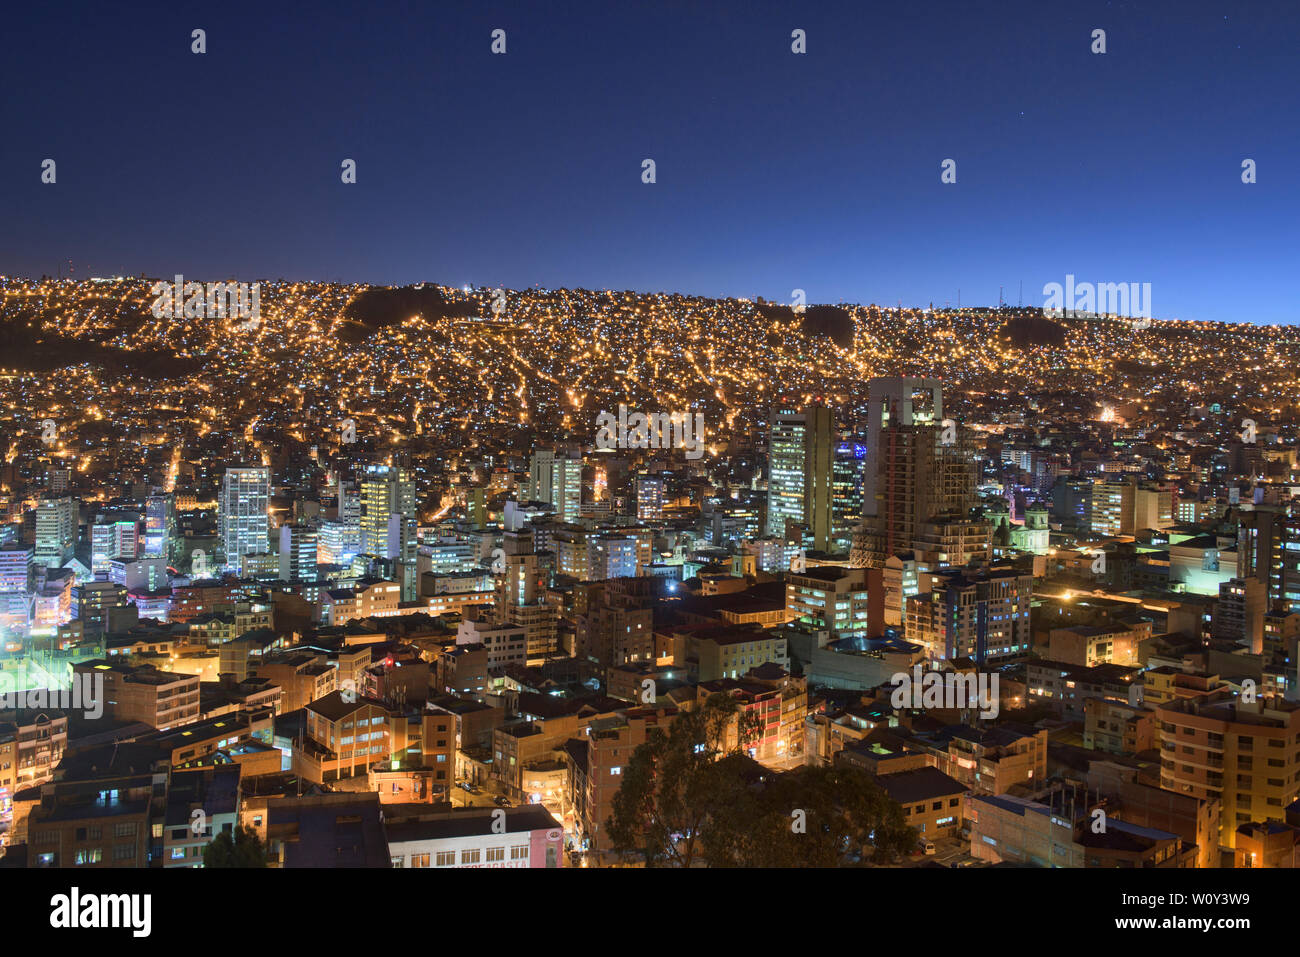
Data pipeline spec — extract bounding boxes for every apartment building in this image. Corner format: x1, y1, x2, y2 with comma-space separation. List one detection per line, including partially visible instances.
904, 566, 1032, 663
456, 618, 528, 671
319, 580, 402, 625
583, 709, 676, 857
666, 623, 789, 682
73, 660, 200, 730
695, 670, 808, 763
161, 764, 241, 868
492, 696, 626, 799
297, 691, 395, 784
785, 566, 874, 638
26, 765, 164, 868
1025, 659, 1141, 721
1086, 761, 1222, 869
250, 650, 338, 712
1156, 694, 1300, 848
1047, 623, 1147, 668
0, 710, 68, 840
921, 723, 1048, 795
1083, 698, 1156, 755
911, 516, 992, 569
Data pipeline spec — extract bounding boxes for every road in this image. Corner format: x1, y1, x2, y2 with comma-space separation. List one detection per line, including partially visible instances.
902, 834, 978, 867
450, 781, 510, 809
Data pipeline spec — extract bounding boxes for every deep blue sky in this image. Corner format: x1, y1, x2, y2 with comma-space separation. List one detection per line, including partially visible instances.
2, 0, 1297, 323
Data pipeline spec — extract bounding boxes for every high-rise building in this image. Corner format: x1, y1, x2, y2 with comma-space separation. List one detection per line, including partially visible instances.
1237, 509, 1300, 612
469, 487, 488, 529
337, 476, 361, 525
1051, 478, 1094, 530
360, 464, 417, 598
831, 437, 867, 551
279, 523, 320, 583
766, 406, 808, 540
144, 492, 176, 559
220, 467, 270, 569
904, 566, 1033, 663
91, 518, 139, 575
804, 404, 835, 553
711, 502, 762, 548
738, 537, 803, 575
635, 476, 664, 521
492, 527, 557, 665
765, 404, 834, 550
785, 566, 875, 638
587, 533, 639, 581
1090, 479, 1173, 537
0, 544, 34, 636
573, 578, 660, 673
1212, 577, 1267, 654
46, 467, 72, 496
851, 379, 975, 568
1134, 483, 1175, 531
1090, 479, 1133, 537
318, 519, 360, 567
911, 516, 993, 568
527, 450, 557, 504
882, 553, 920, 628
860, 376, 943, 512
110, 556, 168, 593
34, 497, 78, 570
553, 528, 591, 580
527, 450, 582, 522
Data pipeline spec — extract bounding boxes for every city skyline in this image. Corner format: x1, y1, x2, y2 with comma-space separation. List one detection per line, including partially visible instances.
3, 0, 1297, 323
6, 2, 1300, 930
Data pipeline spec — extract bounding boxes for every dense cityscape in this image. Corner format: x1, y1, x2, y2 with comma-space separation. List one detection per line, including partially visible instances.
0, 275, 1298, 876
6, 0, 1299, 939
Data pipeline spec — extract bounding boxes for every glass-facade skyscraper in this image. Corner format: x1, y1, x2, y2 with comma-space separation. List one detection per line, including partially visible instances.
220, 467, 271, 570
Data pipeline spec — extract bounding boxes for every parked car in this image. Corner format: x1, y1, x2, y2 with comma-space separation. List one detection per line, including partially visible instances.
493, 796, 511, 808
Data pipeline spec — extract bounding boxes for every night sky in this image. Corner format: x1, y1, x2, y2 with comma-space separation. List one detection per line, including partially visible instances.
2, 0, 1297, 323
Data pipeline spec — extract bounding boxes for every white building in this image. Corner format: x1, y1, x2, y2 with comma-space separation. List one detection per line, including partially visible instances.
220, 467, 270, 570
384, 806, 564, 868
34, 497, 78, 570
92, 518, 139, 574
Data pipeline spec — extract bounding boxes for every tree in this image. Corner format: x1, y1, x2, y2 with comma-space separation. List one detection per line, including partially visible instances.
203, 825, 269, 868
706, 764, 916, 866
609, 695, 918, 867
606, 692, 761, 867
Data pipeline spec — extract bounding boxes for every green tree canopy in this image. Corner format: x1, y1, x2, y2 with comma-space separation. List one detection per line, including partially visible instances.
607, 692, 915, 866
606, 692, 762, 867
203, 825, 270, 868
